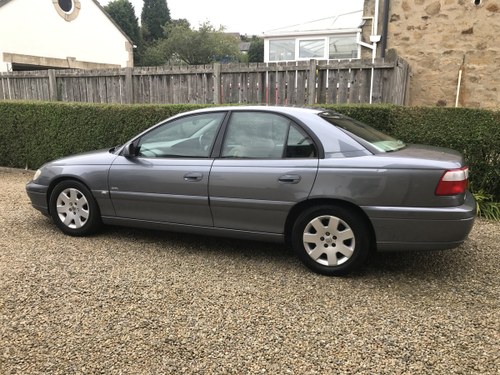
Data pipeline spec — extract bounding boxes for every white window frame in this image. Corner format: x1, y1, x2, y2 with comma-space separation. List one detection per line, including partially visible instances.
297, 38, 327, 60
264, 32, 361, 63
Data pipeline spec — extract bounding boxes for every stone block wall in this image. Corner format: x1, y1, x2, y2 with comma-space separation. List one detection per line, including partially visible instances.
362, 0, 499, 108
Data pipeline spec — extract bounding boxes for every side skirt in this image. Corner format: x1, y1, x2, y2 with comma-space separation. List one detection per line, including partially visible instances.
101, 216, 285, 243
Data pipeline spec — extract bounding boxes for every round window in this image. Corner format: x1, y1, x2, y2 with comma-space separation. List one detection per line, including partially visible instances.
58, 0, 73, 13
53, 0, 81, 21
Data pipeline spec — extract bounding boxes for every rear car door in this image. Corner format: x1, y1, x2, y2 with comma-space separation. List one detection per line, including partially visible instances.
108, 112, 226, 226
209, 111, 319, 234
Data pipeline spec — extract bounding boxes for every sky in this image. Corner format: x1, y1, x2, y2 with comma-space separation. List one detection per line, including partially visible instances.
99, 0, 364, 35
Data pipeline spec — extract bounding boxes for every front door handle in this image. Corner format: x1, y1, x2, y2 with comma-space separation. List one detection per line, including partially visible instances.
184, 172, 203, 182
278, 174, 301, 184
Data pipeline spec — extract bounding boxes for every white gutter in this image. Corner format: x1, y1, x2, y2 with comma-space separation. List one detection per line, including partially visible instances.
370, 0, 380, 104
358, 0, 382, 104
263, 28, 360, 38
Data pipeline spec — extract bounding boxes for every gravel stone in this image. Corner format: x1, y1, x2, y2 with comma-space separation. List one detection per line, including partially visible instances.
1, 169, 499, 374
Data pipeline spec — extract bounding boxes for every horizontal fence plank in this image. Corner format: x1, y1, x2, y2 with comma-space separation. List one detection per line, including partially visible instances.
0, 57, 409, 105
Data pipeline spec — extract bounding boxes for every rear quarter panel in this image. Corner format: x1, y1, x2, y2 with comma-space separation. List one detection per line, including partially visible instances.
311, 157, 464, 207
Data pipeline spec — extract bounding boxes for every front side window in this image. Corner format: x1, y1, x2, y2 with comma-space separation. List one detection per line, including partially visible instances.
221, 112, 316, 159
137, 112, 225, 158
329, 35, 358, 59
299, 39, 325, 59
269, 39, 295, 61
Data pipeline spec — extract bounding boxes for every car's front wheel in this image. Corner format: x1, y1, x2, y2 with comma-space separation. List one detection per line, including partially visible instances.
291, 205, 371, 276
49, 180, 101, 236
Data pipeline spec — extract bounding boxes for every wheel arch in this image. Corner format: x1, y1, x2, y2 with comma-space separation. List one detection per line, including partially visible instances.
284, 198, 377, 250
46, 176, 95, 215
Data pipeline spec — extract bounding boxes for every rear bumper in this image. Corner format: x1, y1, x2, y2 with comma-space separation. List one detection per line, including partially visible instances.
26, 181, 49, 216
364, 191, 476, 252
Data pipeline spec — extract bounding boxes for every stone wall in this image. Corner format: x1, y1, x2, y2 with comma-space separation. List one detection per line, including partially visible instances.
362, 0, 499, 108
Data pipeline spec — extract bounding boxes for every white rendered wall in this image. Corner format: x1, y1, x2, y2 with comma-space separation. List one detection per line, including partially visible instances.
0, 0, 131, 72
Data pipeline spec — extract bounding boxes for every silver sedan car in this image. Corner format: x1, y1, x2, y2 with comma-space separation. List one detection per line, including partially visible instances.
26, 106, 476, 275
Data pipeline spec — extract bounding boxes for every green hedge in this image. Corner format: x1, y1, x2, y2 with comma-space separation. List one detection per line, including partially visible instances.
0, 101, 205, 169
1, 101, 498, 202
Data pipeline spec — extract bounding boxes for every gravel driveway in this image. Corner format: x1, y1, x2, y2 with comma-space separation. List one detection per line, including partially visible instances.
1, 169, 498, 374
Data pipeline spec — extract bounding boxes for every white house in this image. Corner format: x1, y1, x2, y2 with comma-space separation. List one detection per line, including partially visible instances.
263, 10, 363, 63
0, 0, 133, 72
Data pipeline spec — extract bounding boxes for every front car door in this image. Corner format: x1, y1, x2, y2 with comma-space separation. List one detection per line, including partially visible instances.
209, 111, 319, 234
108, 111, 227, 226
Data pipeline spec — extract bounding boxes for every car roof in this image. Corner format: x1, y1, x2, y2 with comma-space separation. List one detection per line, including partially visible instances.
185, 105, 324, 116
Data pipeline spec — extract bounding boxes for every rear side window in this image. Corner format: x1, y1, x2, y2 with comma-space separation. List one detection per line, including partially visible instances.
221, 112, 317, 159
286, 126, 316, 158
319, 111, 406, 153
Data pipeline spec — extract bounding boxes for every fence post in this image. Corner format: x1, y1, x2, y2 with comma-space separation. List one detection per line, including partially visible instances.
124, 67, 133, 104
213, 63, 221, 104
48, 69, 58, 101
308, 60, 317, 105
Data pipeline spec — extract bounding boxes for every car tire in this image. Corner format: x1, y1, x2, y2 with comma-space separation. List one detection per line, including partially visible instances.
291, 205, 371, 276
49, 180, 101, 236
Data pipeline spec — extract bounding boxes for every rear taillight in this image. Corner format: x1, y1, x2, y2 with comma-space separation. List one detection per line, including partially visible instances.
435, 167, 469, 196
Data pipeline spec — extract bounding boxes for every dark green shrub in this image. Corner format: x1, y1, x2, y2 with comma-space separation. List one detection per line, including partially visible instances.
1, 101, 498, 203
0, 101, 206, 169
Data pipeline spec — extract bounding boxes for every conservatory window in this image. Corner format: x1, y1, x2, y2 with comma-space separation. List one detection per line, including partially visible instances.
299, 39, 325, 59
269, 39, 295, 61
329, 35, 358, 59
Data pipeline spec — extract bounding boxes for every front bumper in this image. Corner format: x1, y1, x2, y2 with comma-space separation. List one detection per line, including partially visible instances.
26, 181, 49, 216
364, 191, 477, 251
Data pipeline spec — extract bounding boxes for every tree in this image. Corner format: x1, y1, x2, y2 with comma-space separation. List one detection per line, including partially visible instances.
104, 0, 140, 43
104, 0, 142, 64
248, 37, 264, 63
141, 0, 171, 43
141, 40, 169, 66
163, 22, 240, 65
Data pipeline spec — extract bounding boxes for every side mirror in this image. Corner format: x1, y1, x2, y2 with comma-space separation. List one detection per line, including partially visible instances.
122, 142, 139, 158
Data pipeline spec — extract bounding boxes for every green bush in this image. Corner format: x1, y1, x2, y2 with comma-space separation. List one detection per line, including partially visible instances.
1, 101, 498, 204
0, 101, 206, 169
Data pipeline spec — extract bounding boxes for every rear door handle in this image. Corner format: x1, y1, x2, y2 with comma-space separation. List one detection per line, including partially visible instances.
184, 172, 203, 182
278, 174, 301, 184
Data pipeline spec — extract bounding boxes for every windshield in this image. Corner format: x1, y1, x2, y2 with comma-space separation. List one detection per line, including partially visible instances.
319, 112, 406, 152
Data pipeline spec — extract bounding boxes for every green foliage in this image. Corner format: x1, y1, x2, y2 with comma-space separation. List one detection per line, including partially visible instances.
0, 102, 205, 169
104, 0, 143, 64
141, 0, 171, 43
104, 0, 141, 44
248, 37, 264, 63
473, 191, 500, 220
140, 40, 169, 66
1, 102, 498, 215
163, 22, 240, 65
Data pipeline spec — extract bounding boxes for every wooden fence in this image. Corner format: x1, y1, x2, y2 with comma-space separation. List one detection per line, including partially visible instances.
0, 57, 410, 105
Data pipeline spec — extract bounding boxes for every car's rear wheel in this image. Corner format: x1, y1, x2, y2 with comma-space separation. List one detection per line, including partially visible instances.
291, 205, 370, 276
49, 180, 101, 236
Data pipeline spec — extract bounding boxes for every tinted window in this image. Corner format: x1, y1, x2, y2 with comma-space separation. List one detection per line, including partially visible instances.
137, 113, 225, 158
286, 126, 316, 158
319, 112, 406, 152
